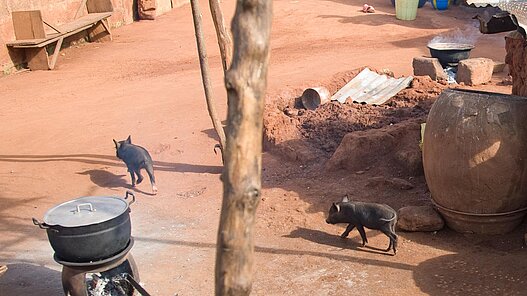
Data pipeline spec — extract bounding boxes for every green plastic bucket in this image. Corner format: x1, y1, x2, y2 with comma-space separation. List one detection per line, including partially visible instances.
396, 0, 419, 21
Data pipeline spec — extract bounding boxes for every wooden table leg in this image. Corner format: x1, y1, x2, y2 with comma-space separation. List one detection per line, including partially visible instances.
88, 19, 112, 42
49, 37, 64, 70
26, 47, 49, 70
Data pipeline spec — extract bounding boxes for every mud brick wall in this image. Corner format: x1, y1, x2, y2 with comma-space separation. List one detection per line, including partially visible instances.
0, 0, 186, 74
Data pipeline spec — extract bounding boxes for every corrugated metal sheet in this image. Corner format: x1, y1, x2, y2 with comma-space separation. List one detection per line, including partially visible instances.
467, 0, 527, 32
466, 0, 499, 7
330, 68, 413, 105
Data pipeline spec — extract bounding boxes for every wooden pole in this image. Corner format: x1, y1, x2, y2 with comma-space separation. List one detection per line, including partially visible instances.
190, 0, 227, 160
215, 0, 272, 293
209, 0, 233, 75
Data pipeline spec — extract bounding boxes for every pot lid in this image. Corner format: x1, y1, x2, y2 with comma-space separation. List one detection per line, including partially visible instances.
43, 196, 129, 227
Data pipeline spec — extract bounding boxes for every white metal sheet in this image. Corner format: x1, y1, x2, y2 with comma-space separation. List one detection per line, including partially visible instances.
330, 68, 413, 105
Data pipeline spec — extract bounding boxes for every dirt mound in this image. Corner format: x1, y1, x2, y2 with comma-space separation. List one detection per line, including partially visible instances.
263, 70, 446, 172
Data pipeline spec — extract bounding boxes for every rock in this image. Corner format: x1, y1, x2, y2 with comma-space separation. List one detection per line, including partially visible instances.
327, 121, 423, 176
138, 0, 157, 20
397, 205, 444, 232
412, 57, 448, 81
389, 178, 414, 190
456, 58, 494, 86
284, 107, 299, 117
366, 176, 387, 187
366, 176, 414, 190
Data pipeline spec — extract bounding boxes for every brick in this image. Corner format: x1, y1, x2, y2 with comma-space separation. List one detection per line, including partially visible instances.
412, 57, 447, 81
456, 58, 494, 86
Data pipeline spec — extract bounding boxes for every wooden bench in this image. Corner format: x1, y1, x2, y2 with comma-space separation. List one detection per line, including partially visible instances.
5, 0, 113, 70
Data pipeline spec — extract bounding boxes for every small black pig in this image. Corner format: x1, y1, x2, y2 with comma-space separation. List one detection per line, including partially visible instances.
113, 135, 158, 195
326, 195, 398, 254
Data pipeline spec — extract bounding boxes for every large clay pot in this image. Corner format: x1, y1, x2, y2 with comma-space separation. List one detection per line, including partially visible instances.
423, 89, 527, 234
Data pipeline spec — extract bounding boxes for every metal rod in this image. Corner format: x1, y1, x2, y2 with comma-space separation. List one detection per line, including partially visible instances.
125, 274, 152, 296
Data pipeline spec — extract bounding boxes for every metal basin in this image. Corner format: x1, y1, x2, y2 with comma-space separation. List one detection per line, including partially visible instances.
427, 42, 474, 67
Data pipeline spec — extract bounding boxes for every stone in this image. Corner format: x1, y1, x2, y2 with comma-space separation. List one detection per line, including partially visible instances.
456, 58, 494, 86
327, 121, 423, 176
284, 107, 299, 117
412, 57, 447, 81
366, 176, 414, 190
389, 177, 414, 190
138, 0, 157, 20
397, 205, 444, 232
366, 176, 387, 187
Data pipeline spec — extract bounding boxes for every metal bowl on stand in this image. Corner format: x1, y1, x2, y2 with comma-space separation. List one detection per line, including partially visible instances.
428, 42, 474, 67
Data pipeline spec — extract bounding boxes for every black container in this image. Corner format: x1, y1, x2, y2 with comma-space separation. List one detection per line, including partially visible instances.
33, 191, 135, 263
428, 43, 474, 67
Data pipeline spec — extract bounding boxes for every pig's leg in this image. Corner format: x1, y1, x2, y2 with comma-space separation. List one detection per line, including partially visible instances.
391, 227, 398, 254
381, 229, 395, 252
356, 225, 368, 246
388, 221, 398, 254
135, 169, 144, 185
341, 224, 356, 238
128, 167, 136, 187
381, 224, 398, 254
145, 163, 158, 195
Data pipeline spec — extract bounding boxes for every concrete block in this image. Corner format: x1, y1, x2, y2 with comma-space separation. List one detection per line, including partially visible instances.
412, 57, 447, 81
456, 58, 494, 86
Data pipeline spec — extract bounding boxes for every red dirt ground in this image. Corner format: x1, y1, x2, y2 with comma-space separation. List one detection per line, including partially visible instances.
1, 0, 527, 295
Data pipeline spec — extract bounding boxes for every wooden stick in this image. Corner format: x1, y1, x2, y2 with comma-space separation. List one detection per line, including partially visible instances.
49, 37, 64, 70
190, 0, 227, 162
209, 0, 233, 74
75, 0, 88, 19
215, 0, 272, 294
43, 20, 62, 33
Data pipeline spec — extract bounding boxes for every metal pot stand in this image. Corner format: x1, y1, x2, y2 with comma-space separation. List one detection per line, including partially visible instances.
57, 238, 146, 296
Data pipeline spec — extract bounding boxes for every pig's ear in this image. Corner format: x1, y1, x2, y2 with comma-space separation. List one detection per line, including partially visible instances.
113, 139, 119, 149
342, 195, 349, 203
333, 202, 340, 212
126, 135, 132, 144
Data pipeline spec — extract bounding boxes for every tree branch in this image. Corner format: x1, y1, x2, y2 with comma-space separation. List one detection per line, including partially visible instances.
190, 0, 227, 161
215, 0, 273, 294
209, 0, 233, 75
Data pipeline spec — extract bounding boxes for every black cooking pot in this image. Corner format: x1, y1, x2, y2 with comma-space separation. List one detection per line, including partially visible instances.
428, 42, 474, 67
32, 191, 135, 263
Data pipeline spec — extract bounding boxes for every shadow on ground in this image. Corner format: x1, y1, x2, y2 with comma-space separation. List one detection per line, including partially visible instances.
0, 154, 223, 175
0, 263, 62, 296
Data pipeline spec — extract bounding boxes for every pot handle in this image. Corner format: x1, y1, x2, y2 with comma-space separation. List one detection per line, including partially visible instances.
125, 190, 136, 206
75, 203, 96, 213
32, 218, 59, 233
32, 217, 49, 229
